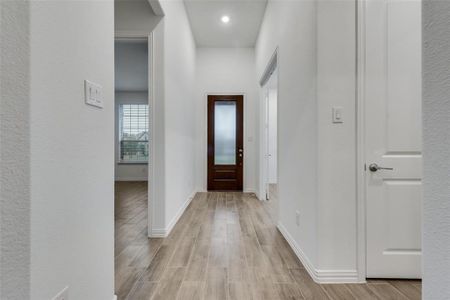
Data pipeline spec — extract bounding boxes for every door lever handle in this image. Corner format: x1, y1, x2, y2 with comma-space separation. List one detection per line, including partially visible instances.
369, 163, 394, 172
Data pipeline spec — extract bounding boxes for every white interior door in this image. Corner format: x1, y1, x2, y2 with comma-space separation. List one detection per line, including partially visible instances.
365, 0, 422, 278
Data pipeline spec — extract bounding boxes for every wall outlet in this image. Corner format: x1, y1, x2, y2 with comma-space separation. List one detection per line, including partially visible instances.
295, 211, 300, 226
52, 286, 69, 300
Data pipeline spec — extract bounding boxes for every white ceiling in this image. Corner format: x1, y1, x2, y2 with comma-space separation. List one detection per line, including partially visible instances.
184, 0, 268, 47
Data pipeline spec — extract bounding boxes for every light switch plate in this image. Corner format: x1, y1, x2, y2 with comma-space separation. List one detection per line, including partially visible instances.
332, 106, 343, 123
84, 80, 103, 108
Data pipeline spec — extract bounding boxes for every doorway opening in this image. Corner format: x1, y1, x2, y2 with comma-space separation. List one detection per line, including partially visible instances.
114, 37, 152, 298
259, 51, 279, 223
207, 95, 244, 191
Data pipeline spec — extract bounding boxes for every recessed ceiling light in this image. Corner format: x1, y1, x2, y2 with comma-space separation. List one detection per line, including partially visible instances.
221, 15, 230, 24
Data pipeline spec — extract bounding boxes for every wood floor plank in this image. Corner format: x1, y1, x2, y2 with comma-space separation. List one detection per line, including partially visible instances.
275, 283, 305, 300
168, 237, 196, 267
204, 267, 228, 300
142, 245, 175, 282
289, 269, 330, 300
126, 281, 158, 300
389, 280, 422, 300
152, 267, 186, 300
176, 281, 205, 300
368, 283, 409, 300
228, 282, 254, 300
115, 184, 421, 300
322, 284, 356, 300
184, 239, 210, 281
346, 284, 379, 299
209, 238, 228, 268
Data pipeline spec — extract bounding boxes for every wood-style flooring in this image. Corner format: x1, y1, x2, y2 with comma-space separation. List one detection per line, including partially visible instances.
115, 182, 422, 300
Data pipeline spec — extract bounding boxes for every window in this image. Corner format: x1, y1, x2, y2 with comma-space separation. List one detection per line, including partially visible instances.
119, 104, 149, 162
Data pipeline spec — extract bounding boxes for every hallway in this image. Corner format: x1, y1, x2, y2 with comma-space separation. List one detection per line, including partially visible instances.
115, 183, 421, 300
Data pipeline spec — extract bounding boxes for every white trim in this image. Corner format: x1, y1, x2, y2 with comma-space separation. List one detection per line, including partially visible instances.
258, 49, 279, 210
356, 0, 367, 283
115, 177, 148, 182
148, 0, 164, 16
115, 31, 152, 39
277, 222, 359, 284
149, 191, 197, 237
148, 33, 157, 239
149, 228, 166, 238
112, 295, 117, 300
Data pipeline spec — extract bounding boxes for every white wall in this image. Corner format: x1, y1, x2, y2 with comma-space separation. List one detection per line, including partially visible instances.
115, 92, 149, 181
256, 0, 357, 281
157, 0, 197, 233
423, 1, 450, 298
1, 1, 115, 299
29, 1, 115, 299
256, 0, 319, 269
195, 48, 259, 193
316, 0, 357, 274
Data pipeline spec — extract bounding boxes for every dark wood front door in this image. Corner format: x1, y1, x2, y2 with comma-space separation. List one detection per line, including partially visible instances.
207, 95, 243, 191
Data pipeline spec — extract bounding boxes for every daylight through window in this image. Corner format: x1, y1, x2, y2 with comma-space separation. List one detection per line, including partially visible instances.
119, 104, 149, 162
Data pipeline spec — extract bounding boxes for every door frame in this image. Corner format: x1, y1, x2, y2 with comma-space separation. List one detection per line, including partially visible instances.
115, 31, 157, 238
203, 93, 247, 191
258, 49, 279, 203
356, 0, 367, 283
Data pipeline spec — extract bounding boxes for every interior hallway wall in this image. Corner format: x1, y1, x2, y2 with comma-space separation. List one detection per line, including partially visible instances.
316, 0, 357, 274
195, 47, 259, 193
1, 0, 115, 299
423, 1, 450, 298
256, 0, 357, 280
157, 0, 197, 233
29, 1, 115, 299
255, 0, 319, 269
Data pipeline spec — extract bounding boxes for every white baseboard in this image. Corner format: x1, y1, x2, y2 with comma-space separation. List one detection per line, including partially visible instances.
277, 222, 359, 284
149, 228, 166, 238
149, 191, 197, 238
112, 295, 117, 300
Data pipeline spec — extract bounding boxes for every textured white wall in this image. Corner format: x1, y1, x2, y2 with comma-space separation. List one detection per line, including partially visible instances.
256, 0, 318, 267
423, 1, 450, 299
195, 47, 259, 193
0, 1, 31, 298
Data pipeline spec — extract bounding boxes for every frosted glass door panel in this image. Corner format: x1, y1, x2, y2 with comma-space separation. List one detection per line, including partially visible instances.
214, 101, 236, 165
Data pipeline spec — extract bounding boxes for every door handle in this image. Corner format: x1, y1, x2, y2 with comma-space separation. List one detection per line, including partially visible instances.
369, 163, 394, 172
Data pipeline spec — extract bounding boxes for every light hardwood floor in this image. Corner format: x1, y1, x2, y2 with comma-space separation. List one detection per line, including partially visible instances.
115, 182, 421, 300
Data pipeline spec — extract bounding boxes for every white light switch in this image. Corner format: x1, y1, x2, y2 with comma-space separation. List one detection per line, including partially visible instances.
84, 80, 103, 108
332, 106, 343, 123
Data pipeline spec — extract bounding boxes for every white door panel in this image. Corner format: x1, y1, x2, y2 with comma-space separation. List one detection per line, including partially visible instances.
365, 0, 422, 278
